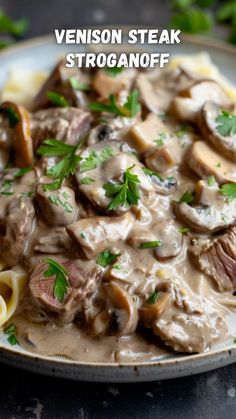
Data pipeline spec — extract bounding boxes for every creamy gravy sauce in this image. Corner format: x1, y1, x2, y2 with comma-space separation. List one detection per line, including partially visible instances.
1, 61, 236, 361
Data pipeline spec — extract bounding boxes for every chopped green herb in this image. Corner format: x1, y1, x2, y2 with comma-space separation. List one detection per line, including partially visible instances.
146, 291, 159, 304
103, 165, 140, 211
20, 191, 34, 198
80, 146, 113, 173
97, 250, 121, 268
48, 193, 73, 213
113, 264, 122, 270
176, 124, 190, 138
208, 175, 216, 186
142, 167, 164, 181
80, 232, 85, 239
171, 8, 213, 34
215, 110, 236, 136
0, 9, 28, 37
215, 162, 221, 168
14, 166, 32, 178
158, 111, 167, 121
220, 183, 236, 203
179, 190, 194, 204
80, 176, 95, 185
69, 77, 91, 91
1, 106, 20, 127
4, 323, 19, 345
43, 258, 69, 302
177, 227, 191, 234
37, 139, 82, 190
140, 240, 162, 249
47, 91, 69, 107
105, 66, 123, 77
234, 337, 236, 344
89, 90, 141, 118
154, 132, 167, 147
0, 180, 13, 195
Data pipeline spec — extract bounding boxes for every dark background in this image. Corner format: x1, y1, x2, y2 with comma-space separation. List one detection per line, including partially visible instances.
0, 1, 235, 418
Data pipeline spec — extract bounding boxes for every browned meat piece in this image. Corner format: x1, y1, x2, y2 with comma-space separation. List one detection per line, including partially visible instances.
66, 213, 133, 258
0, 196, 35, 266
33, 60, 90, 110
190, 226, 236, 292
31, 107, 92, 148
140, 281, 225, 353
35, 184, 78, 227
29, 259, 103, 324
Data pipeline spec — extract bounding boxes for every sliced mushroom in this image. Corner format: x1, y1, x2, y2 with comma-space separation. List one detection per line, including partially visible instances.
129, 113, 170, 153
174, 180, 236, 233
144, 147, 176, 173
90, 309, 112, 336
172, 80, 234, 123
66, 213, 133, 259
34, 227, 72, 254
189, 141, 236, 184
103, 282, 138, 335
199, 102, 236, 161
87, 124, 113, 146
149, 173, 177, 195
0, 101, 33, 167
129, 219, 183, 260
93, 68, 136, 100
33, 60, 90, 110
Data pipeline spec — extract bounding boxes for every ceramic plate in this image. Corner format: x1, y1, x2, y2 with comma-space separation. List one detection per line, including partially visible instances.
0, 31, 236, 382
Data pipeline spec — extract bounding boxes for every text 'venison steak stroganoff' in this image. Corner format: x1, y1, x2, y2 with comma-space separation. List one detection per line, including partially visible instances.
0, 56, 236, 362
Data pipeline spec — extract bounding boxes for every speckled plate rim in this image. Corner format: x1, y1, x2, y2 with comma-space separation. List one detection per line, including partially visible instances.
0, 29, 236, 382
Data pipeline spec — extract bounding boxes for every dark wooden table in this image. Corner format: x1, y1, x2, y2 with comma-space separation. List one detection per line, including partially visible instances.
0, 1, 235, 418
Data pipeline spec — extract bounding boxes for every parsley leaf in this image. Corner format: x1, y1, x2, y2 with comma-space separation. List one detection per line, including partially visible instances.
80, 176, 95, 185
140, 241, 162, 249
171, 8, 213, 34
154, 132, 167, 147
80, 147, 113, 173
14, 166, 32, 178
208, 175, 216, 186
37, 139, 82, 190
47, 91, 69, 107
177, 227, 191, 234
179, 190, 194, 204
97, 250, 121, 268
105, 66, 123, 77
69, 77, 91, 91
43, 258, 69, 302
103, 165, 141, 211
1, 106, 21, 127
0, 9, 28, 37
215, 110, 236, 136
142, 166, 164, 181
48, 194, 73, 213
89, 90, 140, 118
220, 183, 236, 203
0, 180, 13, 195
4, 323, 19, 345
146, 291, 159, 304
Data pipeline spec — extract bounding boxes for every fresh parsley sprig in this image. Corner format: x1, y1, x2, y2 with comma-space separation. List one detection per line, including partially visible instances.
97, 250, 121, 268
89, 90, 141, 118
43, 258, 69, 303
47, 91, 69, 107
69, 77, 91, 92
103, 165, 141, 211
179, 190, 194, 204
105, 66, 124, 77
215, 111, 236, 136
220, 183, 236, 203
37, 139, 82, 190
0, 9, 29, 37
